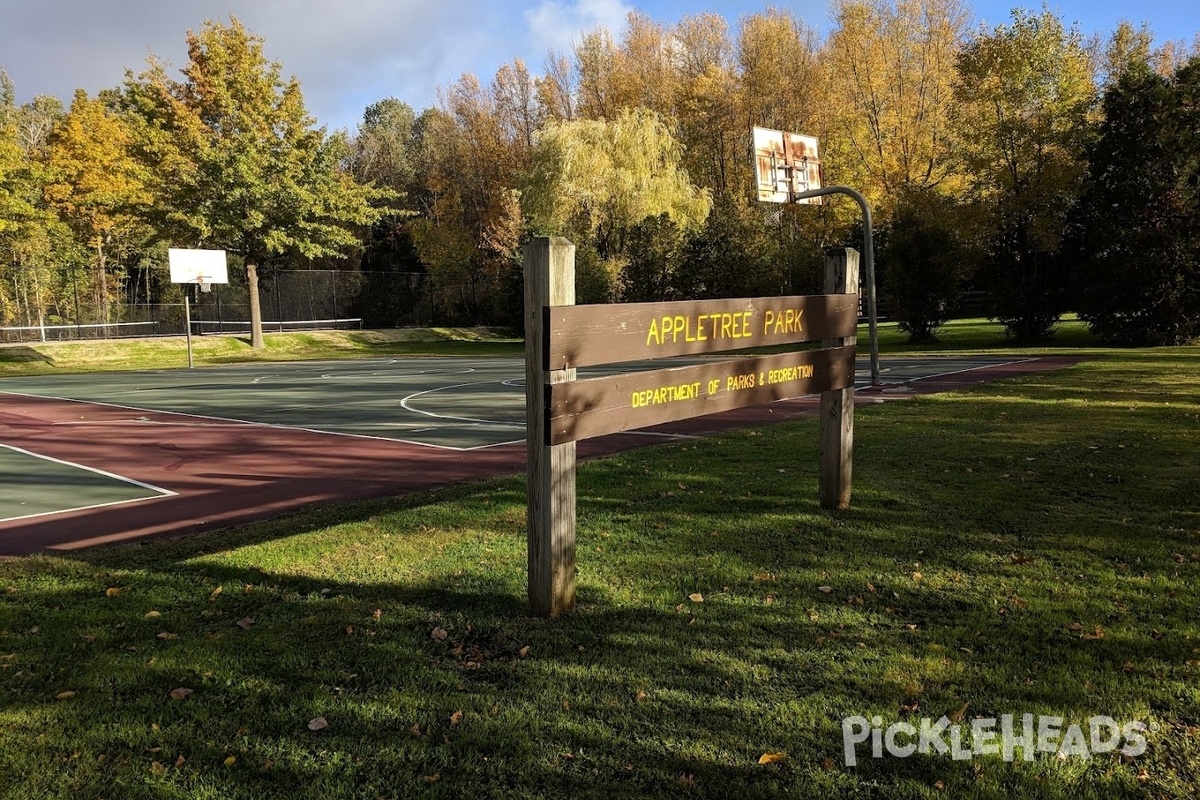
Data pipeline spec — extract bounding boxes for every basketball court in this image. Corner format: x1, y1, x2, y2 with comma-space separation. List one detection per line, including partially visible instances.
0, 353, 1078, 554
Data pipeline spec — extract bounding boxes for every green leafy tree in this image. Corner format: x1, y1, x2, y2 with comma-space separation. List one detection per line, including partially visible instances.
880, 187, 975, 342
1071, 59, 1200, 345
620, 214, 684, 302
125, 17, 388, 346
954, 10, 1096, 340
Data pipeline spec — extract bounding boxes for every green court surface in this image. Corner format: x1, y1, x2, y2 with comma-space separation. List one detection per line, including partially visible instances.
0, 443, 173, 523
0, 354, 1029, 526
0, 354, 1027, 451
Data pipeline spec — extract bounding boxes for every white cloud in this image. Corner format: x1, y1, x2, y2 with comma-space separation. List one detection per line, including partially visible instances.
525, 0, 634, 54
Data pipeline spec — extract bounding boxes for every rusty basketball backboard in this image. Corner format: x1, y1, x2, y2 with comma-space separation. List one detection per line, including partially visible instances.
753, 126, 822, 204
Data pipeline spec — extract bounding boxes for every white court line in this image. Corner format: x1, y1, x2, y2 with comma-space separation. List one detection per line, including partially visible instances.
399, 380, 527, 428
0, 442, 177, 524
894, 357, 1039, 385
0, 390, 486, 452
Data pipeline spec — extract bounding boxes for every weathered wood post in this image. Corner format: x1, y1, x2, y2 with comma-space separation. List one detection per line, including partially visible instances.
524, 237, 577, 617
819, 247, 858, 509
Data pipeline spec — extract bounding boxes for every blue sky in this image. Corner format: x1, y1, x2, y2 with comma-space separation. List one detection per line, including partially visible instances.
2, 0, 1198, 133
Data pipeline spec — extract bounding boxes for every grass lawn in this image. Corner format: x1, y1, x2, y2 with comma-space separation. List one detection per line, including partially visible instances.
0, 327, 523, 375
1, 334, 1198, 798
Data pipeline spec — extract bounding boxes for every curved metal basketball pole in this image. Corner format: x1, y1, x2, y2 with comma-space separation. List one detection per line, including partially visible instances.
791, 185, 880, 386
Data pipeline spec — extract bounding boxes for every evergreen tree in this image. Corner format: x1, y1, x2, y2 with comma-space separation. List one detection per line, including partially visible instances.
1071, 59, 1200, 345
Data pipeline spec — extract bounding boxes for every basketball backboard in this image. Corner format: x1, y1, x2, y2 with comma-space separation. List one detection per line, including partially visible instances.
168, 248, 229, 288
753, 126, 822, 204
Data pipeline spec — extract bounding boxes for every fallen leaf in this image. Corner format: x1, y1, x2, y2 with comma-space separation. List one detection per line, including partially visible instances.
54, 691, 76, 701
1066, 622, 1085, 632
105, 587, 124, 597
424, 773, 441, 783
948, 702, 969, 723
758, 752, 787, 765
372, 609, 382, 621
236, 617, 255, 630
307, 716, 328, 731
688, 593, 704, 603
345, 626, 354, 636
209, 586, 223, 600
635, 690, 647, 703
144, 611, 161, 619
1081, 626, 1105, 641
223, 755, 237, 767
174, 755, 186, 768
169, 687, 193, 700
150, 761, 165, 776
156, 631, 176, 640
912, 572, 924, 583
410, 724, 421, 736
820, 757, 836, 770
818, 586, 834, 594
934, 780, 946, 791
449, 710, 463, 726
518, 646, 531, 658
431, 627, 448, 641
679, 773, 697, 786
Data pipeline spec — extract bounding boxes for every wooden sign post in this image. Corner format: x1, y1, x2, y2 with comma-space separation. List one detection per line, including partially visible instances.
524, 237, 577, 618
819, 248, 858, 509
524, 237, 860, 617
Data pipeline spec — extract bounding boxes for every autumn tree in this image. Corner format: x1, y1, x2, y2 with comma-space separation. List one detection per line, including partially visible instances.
124, 17, 387, 346
823, 0, 969, 210
0, 74, 70, 329
406, 71, 526, 325
43, 90, 151, 323
954, 10, 1096, 339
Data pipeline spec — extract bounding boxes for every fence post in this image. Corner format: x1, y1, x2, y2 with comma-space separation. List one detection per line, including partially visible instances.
524, 237, 577, 617
819, 247, 858, 509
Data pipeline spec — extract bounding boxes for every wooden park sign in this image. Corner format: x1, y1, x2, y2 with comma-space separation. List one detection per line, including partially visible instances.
524, 237, 859, 617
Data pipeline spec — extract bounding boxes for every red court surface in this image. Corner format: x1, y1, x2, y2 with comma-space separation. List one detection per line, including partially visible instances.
0, 356, 1082, 555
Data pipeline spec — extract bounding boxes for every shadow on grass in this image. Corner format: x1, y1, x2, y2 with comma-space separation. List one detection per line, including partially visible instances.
0, 346, 55, 365
2, 350, 1198, 798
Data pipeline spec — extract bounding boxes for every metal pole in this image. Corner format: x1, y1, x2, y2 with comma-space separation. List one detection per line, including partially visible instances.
184, 290, 194, 369
790, 186, 880, 386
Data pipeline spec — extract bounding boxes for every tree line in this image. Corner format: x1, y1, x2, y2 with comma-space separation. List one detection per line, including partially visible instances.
1, 3, 1198, 346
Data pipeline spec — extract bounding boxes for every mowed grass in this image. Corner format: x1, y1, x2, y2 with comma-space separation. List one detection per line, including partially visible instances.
0, 327, 522, 375
1, 346, 1199, 798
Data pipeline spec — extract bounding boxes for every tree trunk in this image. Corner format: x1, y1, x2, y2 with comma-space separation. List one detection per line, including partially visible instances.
247, 261, 264, 348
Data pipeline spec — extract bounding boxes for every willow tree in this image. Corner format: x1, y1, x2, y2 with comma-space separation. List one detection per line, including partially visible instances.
524, 107, 712, 260
125, 17, 387, 346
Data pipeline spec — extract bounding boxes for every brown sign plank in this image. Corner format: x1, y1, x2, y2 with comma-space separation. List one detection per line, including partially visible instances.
546, 293, 858, 369
547, 346, 856, 445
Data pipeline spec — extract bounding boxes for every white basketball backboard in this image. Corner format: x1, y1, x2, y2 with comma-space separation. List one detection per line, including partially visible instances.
753, 126, 822, 205
168, 249, 229, 284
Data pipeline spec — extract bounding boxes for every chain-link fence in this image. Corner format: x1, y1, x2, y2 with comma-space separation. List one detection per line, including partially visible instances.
1, 270, 464, 344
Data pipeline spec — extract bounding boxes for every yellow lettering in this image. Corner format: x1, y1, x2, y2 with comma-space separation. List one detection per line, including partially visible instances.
696, 314, 708, 341
646, 319, 661, 346
763, 310, 775, 333
739, 311, 752, 338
